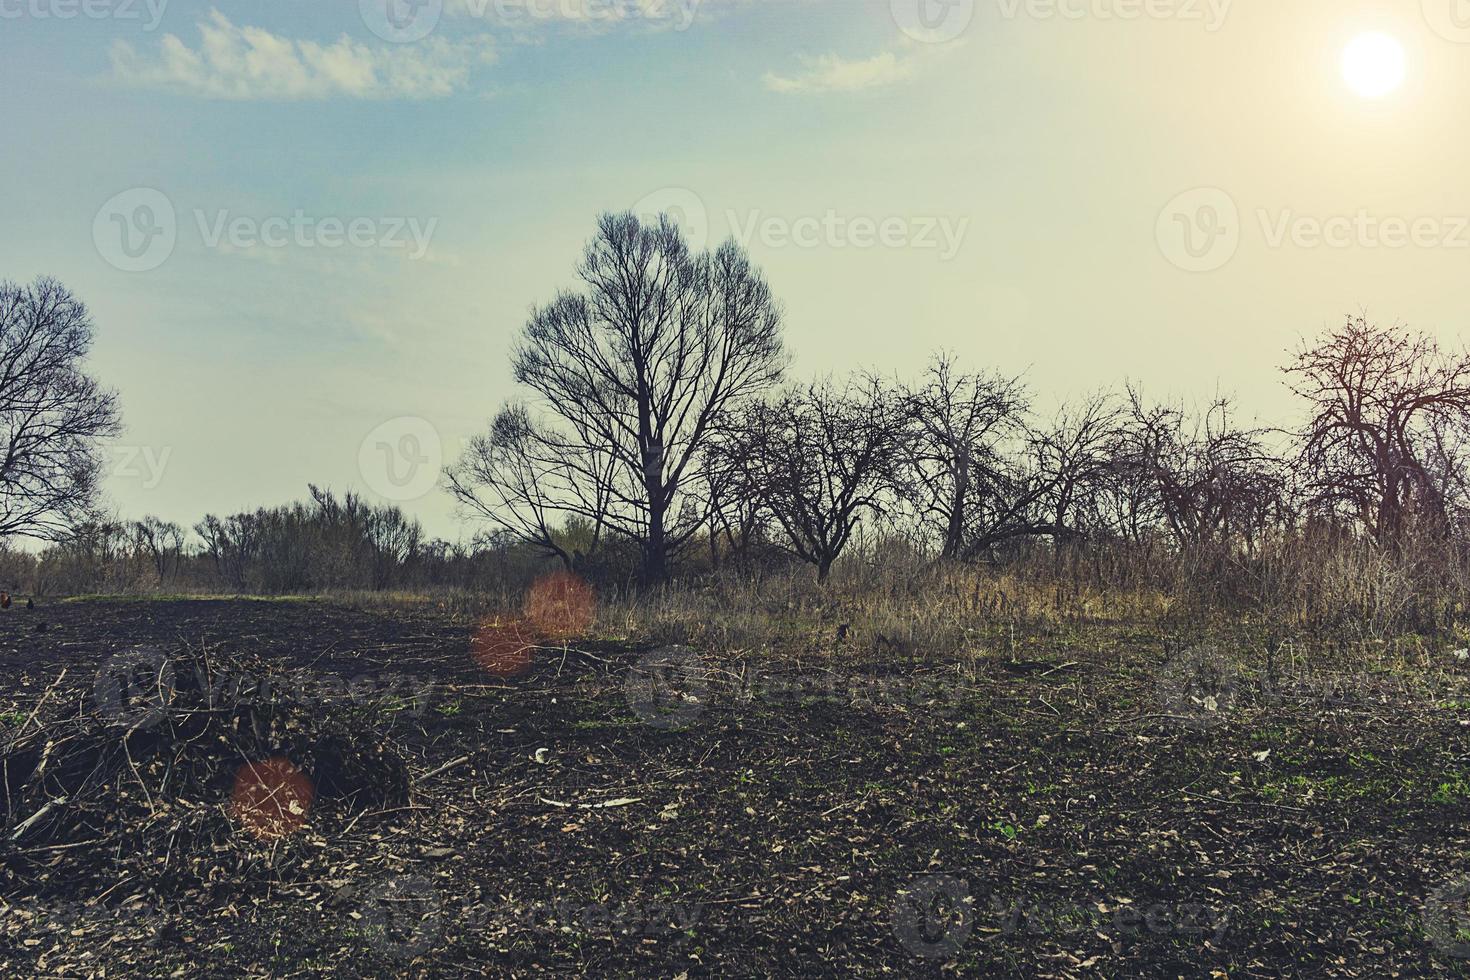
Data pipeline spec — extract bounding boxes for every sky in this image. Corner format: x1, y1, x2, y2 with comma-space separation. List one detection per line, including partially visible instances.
3, 0, 1469, 542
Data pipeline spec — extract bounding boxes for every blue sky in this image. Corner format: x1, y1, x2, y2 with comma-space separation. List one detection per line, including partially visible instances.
3, 0, 1468, 540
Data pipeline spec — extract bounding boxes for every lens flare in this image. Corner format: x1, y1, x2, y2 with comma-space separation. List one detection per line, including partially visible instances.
524, 570, 596, 639
230, 756, 315, 840
470, 620, 538, 678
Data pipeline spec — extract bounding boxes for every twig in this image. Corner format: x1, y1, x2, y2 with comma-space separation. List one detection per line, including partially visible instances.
9, 795, 68, 842
6, 668, 67, 751
414, 755, 471, 785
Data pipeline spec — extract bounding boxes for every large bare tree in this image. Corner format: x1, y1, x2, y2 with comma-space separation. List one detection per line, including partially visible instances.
1287, 316, 1470, 545
449, 213, 786, 582
0, 278, 121, 540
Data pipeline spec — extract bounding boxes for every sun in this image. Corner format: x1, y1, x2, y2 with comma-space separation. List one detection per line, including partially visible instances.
1342, 32, 1406, 99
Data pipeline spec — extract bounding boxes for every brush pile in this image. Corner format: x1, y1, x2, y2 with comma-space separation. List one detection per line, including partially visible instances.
0, 645, 413, 901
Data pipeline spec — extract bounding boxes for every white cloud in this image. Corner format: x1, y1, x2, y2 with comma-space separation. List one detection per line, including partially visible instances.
110, 10, 497, 100
445, 0, 723, 34
763, 51, 917, 94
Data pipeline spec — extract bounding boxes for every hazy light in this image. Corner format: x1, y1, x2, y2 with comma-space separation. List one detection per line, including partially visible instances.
1342, 32, 1406, 99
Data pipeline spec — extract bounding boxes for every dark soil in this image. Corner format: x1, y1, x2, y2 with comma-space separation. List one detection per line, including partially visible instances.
2, 598, 1470, 977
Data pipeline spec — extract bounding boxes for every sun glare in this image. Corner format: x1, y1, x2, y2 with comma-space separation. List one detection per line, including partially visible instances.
1342, 32, 1406, 99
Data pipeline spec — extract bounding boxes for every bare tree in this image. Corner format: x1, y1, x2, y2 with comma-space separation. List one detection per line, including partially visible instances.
448, 404, 613, 572
195, 512, 259, 592
130, 515, 185, 583
1114, 388, 1286, 551
699, 435, 770, 570
717, 378, 903, 583
1287, 316, 1470, 545
449, 213, 786, 583
1027, 393, 1124, 544
901, 353, 1029, 559
0, 278, 121, 540
363, 504, 422, 590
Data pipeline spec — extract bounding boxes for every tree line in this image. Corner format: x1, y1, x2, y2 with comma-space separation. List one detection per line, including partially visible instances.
447, 212, 1470, 593
7, 217, 1470, 615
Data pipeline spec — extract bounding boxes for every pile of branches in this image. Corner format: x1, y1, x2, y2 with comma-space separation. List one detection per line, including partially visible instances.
0, 645, 412, 900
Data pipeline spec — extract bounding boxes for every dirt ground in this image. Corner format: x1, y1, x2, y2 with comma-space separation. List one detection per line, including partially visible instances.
3, 597, 1470, 977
